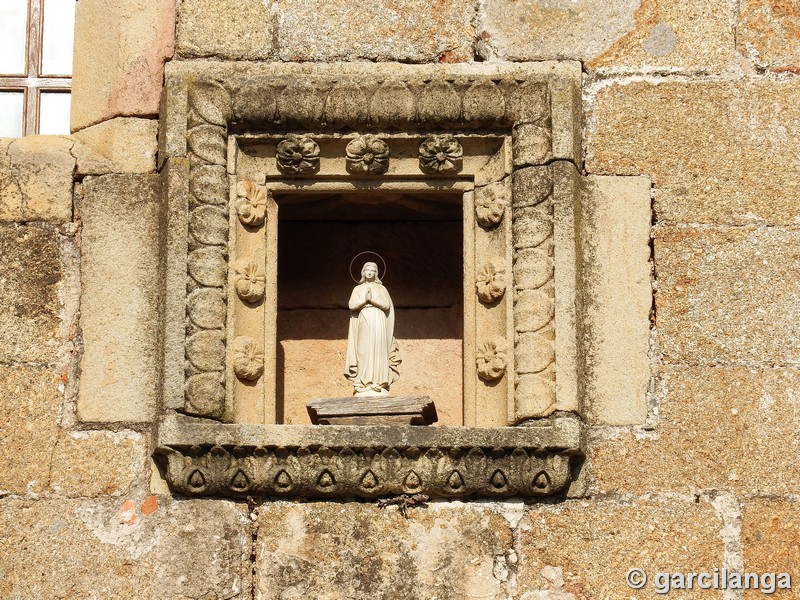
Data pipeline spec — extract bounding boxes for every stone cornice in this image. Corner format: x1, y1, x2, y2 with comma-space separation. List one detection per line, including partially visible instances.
155, 413, 583, 499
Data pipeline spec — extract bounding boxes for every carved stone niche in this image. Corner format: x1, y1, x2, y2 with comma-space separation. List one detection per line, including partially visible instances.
154, 63, 586, 499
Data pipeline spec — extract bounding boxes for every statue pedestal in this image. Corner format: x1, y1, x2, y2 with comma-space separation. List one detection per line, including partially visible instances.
307, 396, 437, 426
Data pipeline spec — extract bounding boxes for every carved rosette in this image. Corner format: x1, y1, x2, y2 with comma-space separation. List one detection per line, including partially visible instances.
475, 180, 508, 228
231, 336, 264, 381
419, 134, 463, 174
184, 80, 232, 420
233, 257, 266, 303
235, 181, 268, 227
476, 258, 506, 304
346, 135, 390, 175
276, 134, 320, 175
476, 340, 508, 382
157, 443, 571, 499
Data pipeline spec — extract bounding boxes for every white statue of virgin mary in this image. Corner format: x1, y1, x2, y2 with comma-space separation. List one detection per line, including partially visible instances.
344, 261, 401, 396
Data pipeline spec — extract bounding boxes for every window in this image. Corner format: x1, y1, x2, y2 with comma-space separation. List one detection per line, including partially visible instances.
0, 0, 75, 136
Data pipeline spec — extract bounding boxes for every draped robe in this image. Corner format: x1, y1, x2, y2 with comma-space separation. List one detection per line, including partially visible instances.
344, 282, 400, 395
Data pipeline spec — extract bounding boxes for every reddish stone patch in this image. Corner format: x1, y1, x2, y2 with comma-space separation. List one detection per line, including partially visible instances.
141, 495, 159, 516
119, 500, 137, 525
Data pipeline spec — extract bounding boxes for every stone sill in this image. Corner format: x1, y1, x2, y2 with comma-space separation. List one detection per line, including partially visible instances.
155, 412, 584, 499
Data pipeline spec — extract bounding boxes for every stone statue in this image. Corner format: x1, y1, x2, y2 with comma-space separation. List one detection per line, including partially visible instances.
344, 261, 401, 396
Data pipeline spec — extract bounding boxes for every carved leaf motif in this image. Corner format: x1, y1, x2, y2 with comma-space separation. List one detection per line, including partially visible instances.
325, 83, 368, 127
190, 205, 228, 246
476, 258, 506, 303
346, 135, 390, 175
404, 470, 422, 490
233, 257, 266, 303
280, 80, 325, 125
318, 470, 335, 488
230, 469, 249, 490
188, 247, 227, 288
448, 470, 464, 490
186, 330, 226, 372
188, 469, 206, 489
506, 81, 549, 124
187, 124, 227, 165
190, 165, 228, 206
188, 80, 232, 127
235, 181, 268, 227
490, 469, 508, 489
360, 470, 378, 489
417, 80, 461, 124
419, 134, 463, 175
184, 372, 225, 419
231, 336, 264, 381
476, 339, 508, 381
158, 437, 579, 499
274, 469, 293, 489
187, 288, 226, 330
369, 81, 416, 126
275, 135, 320, 175
404, 447, 422, 460
533, 470, 551, 490
463, 80, 506, 124
475, 184, 507, 228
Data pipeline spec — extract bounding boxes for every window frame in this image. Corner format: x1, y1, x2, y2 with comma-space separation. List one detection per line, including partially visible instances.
0, 0, 72, 136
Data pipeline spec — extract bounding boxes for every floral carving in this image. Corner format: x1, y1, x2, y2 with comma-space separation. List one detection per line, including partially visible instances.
156, 428, 579, 499
276, 134, 320, 175
235, 181, 268, 227
346, 135, 390, 175
475, 184, 507, 228
476, 340, 507, 382
419, 134, 463, 174
233, 257, 266, 303
476, 259, 506, 303
231, 336, 264, 381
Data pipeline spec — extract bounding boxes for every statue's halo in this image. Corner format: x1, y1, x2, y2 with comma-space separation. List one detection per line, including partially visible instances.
349, 251, 387, 283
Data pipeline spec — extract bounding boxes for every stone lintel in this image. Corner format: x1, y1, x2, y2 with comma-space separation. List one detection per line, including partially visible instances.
155, 413, 583, 499
307, 395, 438, 426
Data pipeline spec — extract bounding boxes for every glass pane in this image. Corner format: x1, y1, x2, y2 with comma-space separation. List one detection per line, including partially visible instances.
39, 92, 71, 135
0, 0, 28, 75
41, 0, 76, 76
0, 92, 24, 137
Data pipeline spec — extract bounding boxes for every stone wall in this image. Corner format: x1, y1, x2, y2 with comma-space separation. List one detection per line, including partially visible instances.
1, 0, 798, 598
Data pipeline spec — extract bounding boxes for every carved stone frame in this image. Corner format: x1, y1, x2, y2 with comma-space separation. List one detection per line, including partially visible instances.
155, 62, 585, 499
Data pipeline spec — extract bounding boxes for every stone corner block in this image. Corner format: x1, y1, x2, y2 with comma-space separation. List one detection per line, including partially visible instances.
276, 0, 475, 62
580, 175, 652, 425
177, 0, 274, 60
72, 118, 158, 175
736, 0, 800, 71
77, 174, 165, 423
481, 0, 735, 73
585, 78, 800, 225
743, 498, 800, 577
2, 136, 74, 223
516, 498, 722, 598
256, 502, 512, 599
0, 225, 65, 364
49, 430, 147, 497
655, 226, 800, 365
0, 365, 62, 495
0, 497, 248, 598
71, 0, 175, 130
588, 367, 800, 496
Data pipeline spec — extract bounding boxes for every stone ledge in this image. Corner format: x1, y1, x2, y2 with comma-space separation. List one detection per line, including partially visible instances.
155, 412, 583, 499
307, 395, 438, 425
